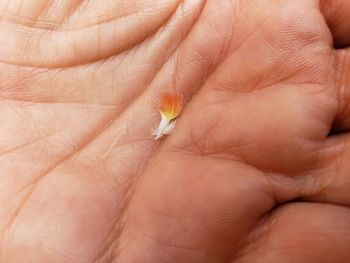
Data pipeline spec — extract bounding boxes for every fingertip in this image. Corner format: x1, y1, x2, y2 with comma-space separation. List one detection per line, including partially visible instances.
320, 0, 350, 48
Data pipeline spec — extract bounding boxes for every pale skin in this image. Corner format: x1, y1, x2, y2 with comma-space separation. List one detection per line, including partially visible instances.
0, 0, 350, 262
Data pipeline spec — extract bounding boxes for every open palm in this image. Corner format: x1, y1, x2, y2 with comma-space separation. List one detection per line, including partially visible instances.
1, 0, 350, 262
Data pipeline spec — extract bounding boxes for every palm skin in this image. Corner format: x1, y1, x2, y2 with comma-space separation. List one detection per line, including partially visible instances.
1, 0, 350, 262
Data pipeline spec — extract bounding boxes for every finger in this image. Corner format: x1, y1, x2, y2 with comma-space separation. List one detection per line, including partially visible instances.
320, 0, 350, 47
235, 203, 350, 262
332, 48, 350, 132
300, 134, 350, 206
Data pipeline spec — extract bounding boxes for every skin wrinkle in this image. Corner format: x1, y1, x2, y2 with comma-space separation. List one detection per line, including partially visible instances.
240, 171, 350, 261
101, 160, 172, 262
191, 0, 236, 77
211, 65, 325, 95
317, 138, 347, 202
5, 101, 45, 138
41, 243, 77, 263
59, 0, 86, 27
89, 134, 159, 262
0, 67, 53, 101
92, 175, 137, 263
143, 231, 209, 256
0, 102, 126, 260
180, 86, 326, 176
0, 101, 121, 237
0, 12, 60, 30
197, 13, 226, 68
0, 102, 116, 185
30, 0, 54, 27
173, 93, 315, 176
335, 50, 349, 126
186, 98, 229, 153
60, 0, 173, 31
336, 50, 347, 116
93, 140, 161, 263
62, 2, 164, 31
0, 1, 108, 31
0, 1, 186, 71
213, 17, 332, 95
0, 129, 56, 156
301, 137, 348, 201
234, 203, 350, 262
0, 1, 181, 68
1, 160, 76, 256
15, 0, 25, 17
233, 203, 280, 262
126, 0, 203, 91
222, 3, 282, 70
0, 100, 125, 109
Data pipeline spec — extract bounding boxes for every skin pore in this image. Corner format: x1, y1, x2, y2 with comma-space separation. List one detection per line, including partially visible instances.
0, 0, 350, 262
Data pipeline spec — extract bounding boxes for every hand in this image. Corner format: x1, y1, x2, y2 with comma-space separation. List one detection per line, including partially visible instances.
1, 0, 350, 262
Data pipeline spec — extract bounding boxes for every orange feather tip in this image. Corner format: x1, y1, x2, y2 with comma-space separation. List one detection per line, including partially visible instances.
153, 91, 184, 140
159, 91, 184, 121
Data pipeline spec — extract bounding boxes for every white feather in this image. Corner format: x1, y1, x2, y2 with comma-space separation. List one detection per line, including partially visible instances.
153, 112, 176, 140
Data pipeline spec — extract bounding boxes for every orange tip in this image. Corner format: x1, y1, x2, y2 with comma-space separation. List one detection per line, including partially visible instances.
159, 91, 184, 121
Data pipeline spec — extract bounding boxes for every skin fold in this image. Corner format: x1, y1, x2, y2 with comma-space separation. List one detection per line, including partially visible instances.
0, 0, 350, 262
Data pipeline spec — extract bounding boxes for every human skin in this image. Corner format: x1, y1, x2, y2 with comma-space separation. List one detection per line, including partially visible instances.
0, 0, 350, 262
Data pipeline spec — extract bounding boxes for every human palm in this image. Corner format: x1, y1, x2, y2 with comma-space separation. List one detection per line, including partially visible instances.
1, 0, 350, 262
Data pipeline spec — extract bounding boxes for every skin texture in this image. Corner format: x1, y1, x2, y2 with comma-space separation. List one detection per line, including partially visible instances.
0, 0, 350, 262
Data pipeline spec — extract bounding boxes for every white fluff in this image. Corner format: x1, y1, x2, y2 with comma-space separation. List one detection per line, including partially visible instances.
153, 112, 176, 140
